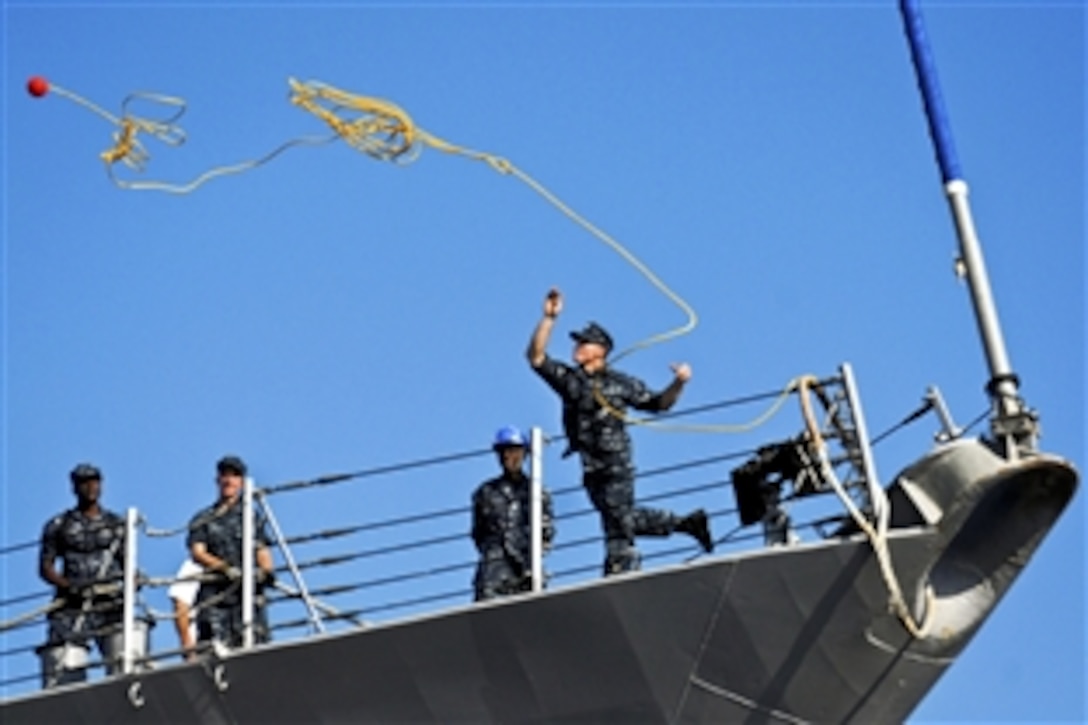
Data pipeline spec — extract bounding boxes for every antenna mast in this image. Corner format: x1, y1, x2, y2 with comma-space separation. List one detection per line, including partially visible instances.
898, 0, 1039, 456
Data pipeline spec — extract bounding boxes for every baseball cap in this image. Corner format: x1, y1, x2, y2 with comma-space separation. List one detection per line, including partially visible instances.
216, 455, 248, 476
569, 322, 613, 353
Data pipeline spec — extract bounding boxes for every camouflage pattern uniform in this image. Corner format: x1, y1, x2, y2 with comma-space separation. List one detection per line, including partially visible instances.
186, 500, 273, 647
534, 356, 682, 575
39, 508, 126, 683
471, 472, 555, 601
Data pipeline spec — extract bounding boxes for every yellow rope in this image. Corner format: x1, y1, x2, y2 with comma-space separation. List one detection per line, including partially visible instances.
48, 82, 336, 194
49, 77, 696, 359
591, 375, 819, 434
287, 78, 697, 361
49, 84, 189, 172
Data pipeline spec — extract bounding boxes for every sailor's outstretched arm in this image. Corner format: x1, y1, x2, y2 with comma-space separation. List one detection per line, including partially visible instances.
654, 363, 693, 412
527, 287, 562, 368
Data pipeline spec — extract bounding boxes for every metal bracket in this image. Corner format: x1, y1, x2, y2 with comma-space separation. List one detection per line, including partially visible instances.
127, 680, 145, 709
991, 405, 1041, 456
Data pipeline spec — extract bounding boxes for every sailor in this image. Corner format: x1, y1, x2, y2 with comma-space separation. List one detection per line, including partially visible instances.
186, 455, 275, 649
527, 288, 714, 575
472, 426, 555, 601
37, 463, 127, 688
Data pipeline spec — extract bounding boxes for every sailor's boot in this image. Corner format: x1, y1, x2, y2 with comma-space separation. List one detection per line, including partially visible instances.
676, 509, 714, 553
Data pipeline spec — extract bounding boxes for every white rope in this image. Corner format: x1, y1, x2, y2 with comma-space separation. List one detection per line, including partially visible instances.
816, 446, 931, 638
795, 376, 930, 638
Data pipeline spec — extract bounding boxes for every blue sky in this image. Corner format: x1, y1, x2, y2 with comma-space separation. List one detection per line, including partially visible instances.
2, 1, 1083, 721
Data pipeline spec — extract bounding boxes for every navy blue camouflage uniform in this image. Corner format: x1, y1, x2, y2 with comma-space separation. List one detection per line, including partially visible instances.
472, 472, 555, 600
40, 508, 126, 649
534, 356, 683, 574
186, 500, 273, 647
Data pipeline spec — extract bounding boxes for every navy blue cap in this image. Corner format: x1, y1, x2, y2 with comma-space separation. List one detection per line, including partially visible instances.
216, 455, 247, 476
70, 463, 102, 482
570, 322, 613, 353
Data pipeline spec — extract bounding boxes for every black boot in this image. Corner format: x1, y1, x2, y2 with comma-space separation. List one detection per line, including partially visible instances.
676, 509, 714, 553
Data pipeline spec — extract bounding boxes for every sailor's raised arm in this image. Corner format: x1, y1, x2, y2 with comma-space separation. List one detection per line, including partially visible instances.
527, 287, 562, 368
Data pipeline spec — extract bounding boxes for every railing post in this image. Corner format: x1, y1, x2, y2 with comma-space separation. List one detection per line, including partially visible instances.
530, 427, 544, 593
121, 507, 138, 674
242, 476, 255, 649
925, 385, 962, 441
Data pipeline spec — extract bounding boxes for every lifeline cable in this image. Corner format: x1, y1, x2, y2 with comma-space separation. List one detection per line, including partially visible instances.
265, 391, 788, 497
287, 506, 750, 611
0, 599, 64, 633
267, 561, 477, 606
955, 407, 990, 438
0, 642, 42, 659
278, 476, 735, 578
0, 589, 51, 609
272, 503, 756, 627
0, 539, 38, 557
0, 672, 42, 689
283, 451, 751, 547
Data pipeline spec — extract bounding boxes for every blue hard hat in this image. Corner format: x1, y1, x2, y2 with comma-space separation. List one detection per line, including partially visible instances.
493, 425, 529, 450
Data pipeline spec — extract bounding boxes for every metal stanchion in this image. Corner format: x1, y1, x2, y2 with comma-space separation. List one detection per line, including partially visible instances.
242, 477, 255, 649
530, 427, 544, 593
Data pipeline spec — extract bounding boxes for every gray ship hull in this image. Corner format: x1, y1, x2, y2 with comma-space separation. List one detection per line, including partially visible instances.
0, 535, 940, 724
2, 441, 1076, 724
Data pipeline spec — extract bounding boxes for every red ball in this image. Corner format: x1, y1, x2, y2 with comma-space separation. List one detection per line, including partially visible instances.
27, 76, 50, 98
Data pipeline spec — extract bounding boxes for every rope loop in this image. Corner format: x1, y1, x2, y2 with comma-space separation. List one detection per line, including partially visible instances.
289, 78, 418, 162
99, 92, 188, 170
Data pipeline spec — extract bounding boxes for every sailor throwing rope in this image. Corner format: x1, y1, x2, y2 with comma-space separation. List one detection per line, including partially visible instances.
527, 288, 714, 576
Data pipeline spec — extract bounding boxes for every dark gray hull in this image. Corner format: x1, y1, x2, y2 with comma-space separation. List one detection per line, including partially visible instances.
2, 442, 1076, 724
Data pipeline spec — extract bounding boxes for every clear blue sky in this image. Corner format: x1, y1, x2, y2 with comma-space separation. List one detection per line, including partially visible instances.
2, 1, 1083, 721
